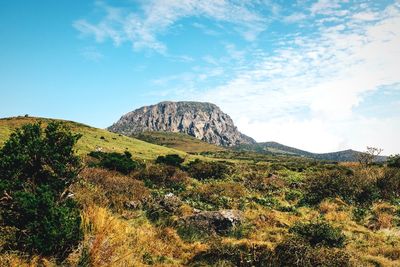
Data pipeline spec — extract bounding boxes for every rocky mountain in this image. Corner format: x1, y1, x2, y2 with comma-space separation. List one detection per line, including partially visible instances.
108, 101, 255, 146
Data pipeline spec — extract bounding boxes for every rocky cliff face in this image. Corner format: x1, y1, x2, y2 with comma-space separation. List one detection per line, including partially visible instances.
108, 101, 255, 146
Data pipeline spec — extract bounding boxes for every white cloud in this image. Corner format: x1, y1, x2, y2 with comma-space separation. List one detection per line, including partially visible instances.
283, 12, 307, 23
74, 0, 267, 53
195, 2, 400, 154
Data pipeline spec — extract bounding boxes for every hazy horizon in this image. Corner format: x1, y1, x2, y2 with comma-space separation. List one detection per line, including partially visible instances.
1, 0, 399, 154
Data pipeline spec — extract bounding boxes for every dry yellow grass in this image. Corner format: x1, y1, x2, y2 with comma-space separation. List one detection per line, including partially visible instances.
0, 254, 55, 267
66, 205, 205, 266
368, 202, 397, 230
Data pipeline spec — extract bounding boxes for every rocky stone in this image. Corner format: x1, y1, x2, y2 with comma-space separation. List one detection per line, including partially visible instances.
159, 193, 183, 213
183, 209, 243, 234
108, 101, 255, 146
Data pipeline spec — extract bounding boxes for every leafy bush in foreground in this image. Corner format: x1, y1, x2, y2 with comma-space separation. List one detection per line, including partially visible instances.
0, 122, 82, 259
88, 150, 140, 174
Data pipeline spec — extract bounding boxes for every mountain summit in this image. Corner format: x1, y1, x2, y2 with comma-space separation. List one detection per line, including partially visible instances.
108, 101, 255, 146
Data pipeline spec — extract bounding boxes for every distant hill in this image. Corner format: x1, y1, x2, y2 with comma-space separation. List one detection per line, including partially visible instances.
236, 142, 387, 162
135, 131, 226, 153
108, 101, 255, 146
0, 116, 186, 160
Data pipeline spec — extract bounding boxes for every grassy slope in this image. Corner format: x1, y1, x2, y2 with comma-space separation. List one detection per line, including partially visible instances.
0, 117, 186, 160
134, 131, 226, 153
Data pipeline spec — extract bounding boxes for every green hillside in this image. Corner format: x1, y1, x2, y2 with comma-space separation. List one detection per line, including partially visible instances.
236, 141, 387, 162
134, 131, 226, 153
0, 117, 186, 161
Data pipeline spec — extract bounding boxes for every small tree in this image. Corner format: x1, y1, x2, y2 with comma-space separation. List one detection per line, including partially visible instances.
358, 146, 383, 168
0, 122, 82, 259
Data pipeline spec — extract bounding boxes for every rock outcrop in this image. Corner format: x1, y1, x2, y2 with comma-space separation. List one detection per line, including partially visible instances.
182, 209, 243, 234
108, 101, 255, 146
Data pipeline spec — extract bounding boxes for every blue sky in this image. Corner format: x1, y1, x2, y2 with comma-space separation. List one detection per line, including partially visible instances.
1, 0, 399, 154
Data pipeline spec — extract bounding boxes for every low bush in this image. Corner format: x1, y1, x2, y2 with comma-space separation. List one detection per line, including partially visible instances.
300, 170, 379, 206
285, 189, 303, 202
185, 159, 230, 180
387, 154, 400, 168
88, 150, 140, 174
155, 154, 184, 167
252, 195, 281, 209
377, 168, 400, 201
275, 237, 352, 267
352, 207, 368, 223
289, 221, 346, 248
140, 164, 188, 191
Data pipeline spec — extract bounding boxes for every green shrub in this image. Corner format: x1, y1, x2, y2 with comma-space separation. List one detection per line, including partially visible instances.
289, 221, 346, 248
352, 207, 368, 223
2, 187, 81, 257
185, 159, 230, 180
155, 154, 184, 167
275, 237, 351, 267
387, 154, 400, 168
88, 150, 140, 174
285, 189, 303, 202
0, 122, 82, 259
377, 168, 400, 200
301, 171, 354, 205
301, 170, 378, 206
252, 195, 280, 208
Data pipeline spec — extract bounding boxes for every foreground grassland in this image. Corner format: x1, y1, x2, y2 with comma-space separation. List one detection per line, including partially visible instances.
1, 118, 399, 266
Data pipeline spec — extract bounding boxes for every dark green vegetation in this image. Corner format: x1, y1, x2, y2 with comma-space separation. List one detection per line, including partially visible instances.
289, 221, 346, 248
387, 154, 400, 168
0, 118, 399, 266
88, 150, 141, 174
155, 154, 185, 167
0, 122, 82, 260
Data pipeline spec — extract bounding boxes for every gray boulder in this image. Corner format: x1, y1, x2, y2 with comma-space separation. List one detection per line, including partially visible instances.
183, 209, 243, 234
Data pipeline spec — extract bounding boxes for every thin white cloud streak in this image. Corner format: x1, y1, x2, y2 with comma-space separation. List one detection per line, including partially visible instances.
74, 0, 267, 53
197, 2, 400, 154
